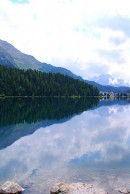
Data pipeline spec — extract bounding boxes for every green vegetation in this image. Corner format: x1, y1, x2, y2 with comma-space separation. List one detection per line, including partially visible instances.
0, 65, 99, 97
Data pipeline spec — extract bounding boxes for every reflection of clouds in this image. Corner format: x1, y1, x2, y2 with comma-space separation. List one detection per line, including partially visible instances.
0, 103, 130, 192
108, 106, 118, 114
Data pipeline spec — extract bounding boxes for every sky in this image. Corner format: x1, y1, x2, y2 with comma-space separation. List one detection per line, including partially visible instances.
0, 0, 130, 82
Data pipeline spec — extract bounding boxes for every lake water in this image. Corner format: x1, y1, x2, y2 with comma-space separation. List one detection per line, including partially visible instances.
0, 98, 130, 194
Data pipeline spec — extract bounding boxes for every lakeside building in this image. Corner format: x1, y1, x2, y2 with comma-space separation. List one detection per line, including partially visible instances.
100, 91, 130, 98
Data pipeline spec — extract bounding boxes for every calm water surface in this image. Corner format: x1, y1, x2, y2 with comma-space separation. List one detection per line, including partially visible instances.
0, 98, 130, 194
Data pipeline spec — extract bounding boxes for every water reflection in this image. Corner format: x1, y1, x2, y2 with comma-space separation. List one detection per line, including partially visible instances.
0, 99, 130, 194
0, 97, 98, 126
0, 97, 98, 149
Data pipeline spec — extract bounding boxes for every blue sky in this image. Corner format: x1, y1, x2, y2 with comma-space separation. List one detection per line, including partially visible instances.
9, 0, 29, 4
0, 0, 130, 83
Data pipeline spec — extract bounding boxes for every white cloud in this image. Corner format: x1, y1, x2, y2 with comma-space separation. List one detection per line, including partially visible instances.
0, 0, 130, 82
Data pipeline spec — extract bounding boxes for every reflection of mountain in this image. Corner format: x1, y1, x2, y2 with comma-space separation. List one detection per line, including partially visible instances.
0, 98, 99, 126
97, 99, 130, 107
92, 99, 130, 117
0, 97, 98, 149
0, 119, 68, 150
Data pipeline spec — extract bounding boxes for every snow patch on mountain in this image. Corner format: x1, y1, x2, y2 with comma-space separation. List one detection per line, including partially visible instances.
91, 74, 130, 87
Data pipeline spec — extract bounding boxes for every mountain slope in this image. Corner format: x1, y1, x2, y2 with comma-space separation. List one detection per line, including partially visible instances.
85, 80, 130, 93
0, 39, 130, 93
0, 39, 83, 80
40, 63, 83, 80
0, 46, 16, 68
0, 39, 42, 69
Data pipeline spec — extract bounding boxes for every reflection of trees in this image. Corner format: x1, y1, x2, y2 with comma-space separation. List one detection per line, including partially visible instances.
0, 97, 99, 127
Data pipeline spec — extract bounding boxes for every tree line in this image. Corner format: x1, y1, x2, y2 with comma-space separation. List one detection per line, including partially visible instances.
0, 65, 99, 97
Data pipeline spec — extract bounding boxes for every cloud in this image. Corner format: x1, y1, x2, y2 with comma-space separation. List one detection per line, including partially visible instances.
109, 36, 125, 46
97, 49, 125, 64
0, 0, 130, 82
86, 62, 109, 78
98, 16, 130, 37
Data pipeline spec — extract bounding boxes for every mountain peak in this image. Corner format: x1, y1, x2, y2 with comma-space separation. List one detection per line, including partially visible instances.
91, 74, 130, 87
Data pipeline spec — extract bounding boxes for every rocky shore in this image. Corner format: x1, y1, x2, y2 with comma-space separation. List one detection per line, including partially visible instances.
0, 181, 24, 194
0, 181, 130, 194
50, 182, 106, 194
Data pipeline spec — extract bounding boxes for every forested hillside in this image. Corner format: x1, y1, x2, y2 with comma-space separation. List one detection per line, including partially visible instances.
0, 65, 99, 97
0, 39, 130, 93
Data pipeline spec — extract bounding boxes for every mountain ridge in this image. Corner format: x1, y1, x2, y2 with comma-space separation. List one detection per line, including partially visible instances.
91, 74, 130, 87
0, 39, 129, 93
0, 39, 83, 80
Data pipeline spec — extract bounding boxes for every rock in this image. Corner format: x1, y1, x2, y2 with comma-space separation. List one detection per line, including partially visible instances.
50, 182, 107, 194
115, 188, 130, 194
0, 181, 24, 194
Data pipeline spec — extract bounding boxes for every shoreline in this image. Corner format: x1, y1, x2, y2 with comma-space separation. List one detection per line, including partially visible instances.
0, 181, 128, 194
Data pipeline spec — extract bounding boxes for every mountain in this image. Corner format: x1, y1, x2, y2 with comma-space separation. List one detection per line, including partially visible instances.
40, 63, 83, 80
91, 74, 130, 87
0, 39, 83, 80
0, 39, 42, 69
0, 46, 16, 68
0, 39, 130, 93
85, 80, 130, 93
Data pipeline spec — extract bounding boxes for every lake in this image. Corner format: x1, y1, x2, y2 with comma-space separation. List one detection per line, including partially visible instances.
0, 97, 130, 194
